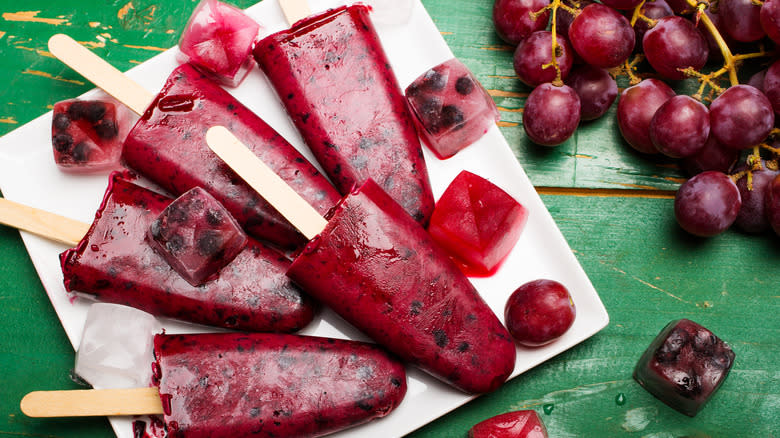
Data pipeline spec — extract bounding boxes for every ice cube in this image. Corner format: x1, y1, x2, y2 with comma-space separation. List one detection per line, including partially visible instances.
74, 303, 162, 389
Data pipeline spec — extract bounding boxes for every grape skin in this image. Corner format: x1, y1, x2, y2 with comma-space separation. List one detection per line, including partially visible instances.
709, 85, 774, 150
643, 16, 709, 80
492, 0, 551, 46
569, 4, 635, 68
513, 31, 574, 87
761, 0, 780, 44
522, 83, 581, 146
767, 175, 780, 236
565, 65, 617, 121
650, 95, 710, 159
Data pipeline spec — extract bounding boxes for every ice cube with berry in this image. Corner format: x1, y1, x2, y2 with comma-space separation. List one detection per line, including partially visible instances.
405, 58, 499, 159
633, 319, 735, 416
147, 187, 248, 286
178, 0, 261, 87
51, 99, 128, 173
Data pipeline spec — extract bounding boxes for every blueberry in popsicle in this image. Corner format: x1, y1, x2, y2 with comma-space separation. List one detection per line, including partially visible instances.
60, 171, 316, 332
253, 5, 435, 224
48, 34, 341, 250
22, 332, 407, 438
207, 126, 516, 394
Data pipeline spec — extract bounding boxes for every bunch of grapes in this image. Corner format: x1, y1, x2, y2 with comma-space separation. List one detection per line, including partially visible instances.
494, 0, 780, 237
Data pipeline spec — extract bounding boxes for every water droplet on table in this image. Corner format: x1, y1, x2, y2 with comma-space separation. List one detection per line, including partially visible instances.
543, 403, 555, 415
616, 393, 626, 406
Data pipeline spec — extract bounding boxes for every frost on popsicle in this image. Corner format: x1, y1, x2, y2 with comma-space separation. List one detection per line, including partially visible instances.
147, 187, 248, 286
405, 58, 500, 159
178, 0, 260, 87
51, 99, 130, 172
74, 303, 161, 389
633, 319, 735, 416
428, 171, 528, 276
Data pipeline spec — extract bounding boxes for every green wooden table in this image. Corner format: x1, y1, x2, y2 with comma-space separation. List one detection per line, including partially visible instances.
1, 1, 778, 436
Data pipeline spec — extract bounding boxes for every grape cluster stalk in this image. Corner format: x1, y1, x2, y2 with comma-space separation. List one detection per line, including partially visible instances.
493, 0, 780, 237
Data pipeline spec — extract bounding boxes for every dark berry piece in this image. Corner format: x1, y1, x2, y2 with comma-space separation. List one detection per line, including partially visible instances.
433, 328, 449, 347
197, 230, 222, 257
94, 119, 118, 139
53, 113, 71, 131
84, 101, 107, 123
455, 75, 475, 95
672, 369, 701, 396
53, 133, 73, 152
67, 101, 88, 120
441, 105, 465, 129
167, 205, 189, 223
422, 69, 447, 91
71, 142, 90, 163
655, 327, 689, 362
709, 351, 733, 369
206, 209, 223, 226
165, 234, 185, 254
692, 329, 716, 353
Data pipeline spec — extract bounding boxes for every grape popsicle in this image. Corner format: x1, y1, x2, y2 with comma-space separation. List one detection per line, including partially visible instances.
253, 4, 435, 225
48, 34, 341, 250
208, 127, 516, 393
60, 171, 316, 332
22, 332, 407, 438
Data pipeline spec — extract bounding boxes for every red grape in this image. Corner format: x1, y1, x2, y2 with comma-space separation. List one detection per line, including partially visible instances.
493, 0, 551, 46
680, 134, 738, 176
761, 0, 780, 44
720, 0, 766, 42
665, 0, 697, 14
674, 171, 742, 237
650, 95, 710, 158
697, 8, 736, 62
601, 0, 643, 10
504, 279, 575, 347
617, 79, 676, 154
513, 31, 574, 87
709, 85, 774, 150
565, 65, 617, 121
764, 60, 780, 116
747, 69, 767, 92
766, 174, 780, 236
633, 0, 674, 42
569, 4, 635, 68
558, 0, 594, 38
643, 16, 709, 80
733, 163, 780, 233
522, 83, 581, 146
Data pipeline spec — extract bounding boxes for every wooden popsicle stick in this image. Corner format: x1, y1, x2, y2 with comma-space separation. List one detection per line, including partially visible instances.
47, 34, 153, 116
206, 126, 327, 240
279, 0, 311, 25
21, 387, 163, 417
0, 198, 88, 246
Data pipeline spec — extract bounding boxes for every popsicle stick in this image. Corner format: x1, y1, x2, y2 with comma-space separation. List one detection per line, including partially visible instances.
0, 198, 88, 246
21, 387, 163, 417
279, 0, 311, 25
47, 34, 153, 116
206, 126, 327, 240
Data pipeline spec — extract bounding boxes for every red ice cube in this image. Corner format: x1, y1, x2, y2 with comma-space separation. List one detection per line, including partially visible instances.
178, 0, 260, 87
405, 58, 500, 159
428, 171, 528, 276
51, 99, 127, 173
147, 187, 248, 286
468, 410, 548, 438
633, 319, 735, 416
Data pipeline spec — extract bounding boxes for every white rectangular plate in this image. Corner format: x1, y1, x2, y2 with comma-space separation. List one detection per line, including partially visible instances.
0, 1, 609, 437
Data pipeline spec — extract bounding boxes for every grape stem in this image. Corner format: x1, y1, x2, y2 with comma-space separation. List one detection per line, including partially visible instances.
532, 0, 577, 86
688, 1, 739, 86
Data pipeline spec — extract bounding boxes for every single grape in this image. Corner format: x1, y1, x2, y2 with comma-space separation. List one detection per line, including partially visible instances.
513, 31, 574, 87
522, 83, 581, 146
709, 85, 774, 150
665, 0, 697, 14
558, 0, 594, 38
650, 95, 710, 158
493, 0, 551, 46
565, 65, 617, 121
674, 171, 741, 237
569, 4, 635, 68
617, 79, 676, 154
761, 0, 780, 44
764, 60, 780, 116
766, 174, 780, 236
732, 162, 780, 233
504, 279, 575, 347
747, 69, 767, 92
633, 0, 674, 42
720, 0, 766, 42
680, 134, 738, 176
643, 16, 709, 80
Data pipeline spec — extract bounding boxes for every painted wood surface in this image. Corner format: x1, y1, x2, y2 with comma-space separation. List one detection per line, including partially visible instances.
0, 0, 778, 437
